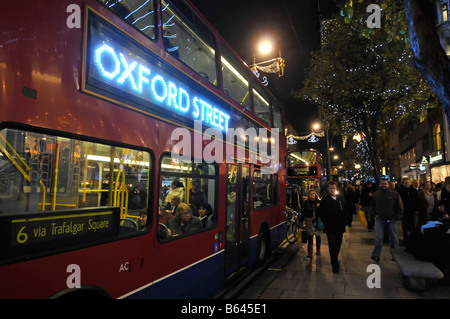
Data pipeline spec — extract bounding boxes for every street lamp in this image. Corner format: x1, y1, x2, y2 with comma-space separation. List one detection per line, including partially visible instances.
353, 133, 363, 143
312, 122, 321, 131
250, 38, 285, 77
311, 121, 332, 180
258, 41, 273, 55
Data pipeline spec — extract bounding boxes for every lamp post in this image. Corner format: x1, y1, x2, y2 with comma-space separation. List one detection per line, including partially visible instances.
312, 121, 332, 181
250, 38, 285, 78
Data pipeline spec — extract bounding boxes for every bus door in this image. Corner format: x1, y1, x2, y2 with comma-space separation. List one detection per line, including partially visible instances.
225, 164, 250, 277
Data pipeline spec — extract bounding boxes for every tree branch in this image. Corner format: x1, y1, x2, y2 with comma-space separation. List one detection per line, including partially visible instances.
403, 0, 450, 121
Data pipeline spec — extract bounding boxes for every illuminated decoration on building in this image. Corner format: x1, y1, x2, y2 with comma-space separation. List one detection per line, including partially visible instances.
430, 151, 443, 164
308, 134, 319, 143
252, 68, 269, 86
286, 132, 324, 142
287, 136, 297, 145
84, 11, 230, 132
252, 69, 269, 86
250, 57, 285, 78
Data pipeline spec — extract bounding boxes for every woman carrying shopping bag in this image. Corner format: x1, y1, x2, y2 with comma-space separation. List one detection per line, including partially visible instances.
303, 189, 323, 258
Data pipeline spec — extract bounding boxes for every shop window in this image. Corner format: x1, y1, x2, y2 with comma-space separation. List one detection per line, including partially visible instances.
433, 123, 442, 151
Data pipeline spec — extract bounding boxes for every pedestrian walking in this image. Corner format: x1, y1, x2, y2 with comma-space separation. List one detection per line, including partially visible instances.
370, 179, 403, 262
360, 180, 376, 231
318, 181, 346, 273
396, 177, 420, 243
303, 189, 322, 258
438, 176, 450, 214
418, 180, 435, 226
344, 184, 358, 227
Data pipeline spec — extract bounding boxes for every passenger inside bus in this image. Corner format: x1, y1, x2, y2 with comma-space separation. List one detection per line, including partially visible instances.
158, 161, 217, 240
158, 206, 173, 239
166, 194, 181, 213
165, 179, 185, 204
139, 210, 149, 231
189, 179, 206, 212
129, 184, 147, 210
169, 202, 202, 237
198, 202, 214, 229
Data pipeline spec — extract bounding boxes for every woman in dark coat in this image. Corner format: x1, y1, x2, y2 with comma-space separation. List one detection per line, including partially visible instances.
318, 181, 347, 273
303, 189, 322, 258
345, 184, 358, 226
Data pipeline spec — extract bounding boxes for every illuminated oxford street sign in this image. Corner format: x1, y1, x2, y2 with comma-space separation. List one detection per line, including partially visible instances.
84, 10, 230, 132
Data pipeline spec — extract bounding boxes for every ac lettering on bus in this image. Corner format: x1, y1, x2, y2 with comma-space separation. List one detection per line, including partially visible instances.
93, 44, 230, 131
119, 261, 130, 272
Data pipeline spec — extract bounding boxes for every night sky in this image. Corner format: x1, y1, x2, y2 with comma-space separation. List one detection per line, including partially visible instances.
190, 0, 337, 134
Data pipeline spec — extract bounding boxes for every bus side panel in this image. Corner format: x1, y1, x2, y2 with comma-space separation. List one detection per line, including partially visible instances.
150, 230, 225, 297
0, 233, 155, 299
125, 251, 225, 299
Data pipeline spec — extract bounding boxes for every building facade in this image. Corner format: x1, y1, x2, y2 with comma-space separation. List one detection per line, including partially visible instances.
393, 107, 450, 184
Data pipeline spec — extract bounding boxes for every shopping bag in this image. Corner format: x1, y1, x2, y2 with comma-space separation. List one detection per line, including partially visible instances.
297, 228, 307, 244
358, 209, 367, 227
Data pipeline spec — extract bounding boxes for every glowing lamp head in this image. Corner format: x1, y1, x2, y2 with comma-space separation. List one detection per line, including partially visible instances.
312, 122, 321, 131
258, 41, 273, 55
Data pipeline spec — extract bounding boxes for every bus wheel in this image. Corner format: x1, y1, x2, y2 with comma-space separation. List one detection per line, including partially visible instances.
50, 286, 111, 299
257, 227, 270, 265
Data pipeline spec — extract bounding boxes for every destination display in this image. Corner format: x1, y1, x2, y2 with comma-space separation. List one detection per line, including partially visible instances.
0, 207, 120, 261
288, 166, 318, 177
84, 10, 231, 132
10, 210, 116, 247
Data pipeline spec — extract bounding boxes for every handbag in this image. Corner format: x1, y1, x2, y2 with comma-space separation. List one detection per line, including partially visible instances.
313, 204, 324, 231
316, 217, 325, 231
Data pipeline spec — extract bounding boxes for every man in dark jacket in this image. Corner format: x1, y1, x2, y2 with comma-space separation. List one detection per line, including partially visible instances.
370, 179, 404, 262
360, 181, 376, 231
396, 177, 419, 243
439, 176, 450, 214
318, 181, 347, 273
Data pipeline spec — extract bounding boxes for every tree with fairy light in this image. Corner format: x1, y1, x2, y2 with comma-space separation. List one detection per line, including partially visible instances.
341, 0, 450, 129
295, 10, 436, 182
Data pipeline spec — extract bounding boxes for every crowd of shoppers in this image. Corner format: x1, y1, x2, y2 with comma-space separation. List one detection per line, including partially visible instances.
288, 177, 450, 278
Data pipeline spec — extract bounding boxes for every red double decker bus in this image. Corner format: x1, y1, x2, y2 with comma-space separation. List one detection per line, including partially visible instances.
287, 149, 324, 196
0, 0, 287, 298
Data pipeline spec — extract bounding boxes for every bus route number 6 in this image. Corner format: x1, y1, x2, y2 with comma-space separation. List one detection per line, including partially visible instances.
17, 226, 28, 244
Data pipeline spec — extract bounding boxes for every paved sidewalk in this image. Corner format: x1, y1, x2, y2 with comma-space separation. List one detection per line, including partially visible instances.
239, 216, 450, 299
